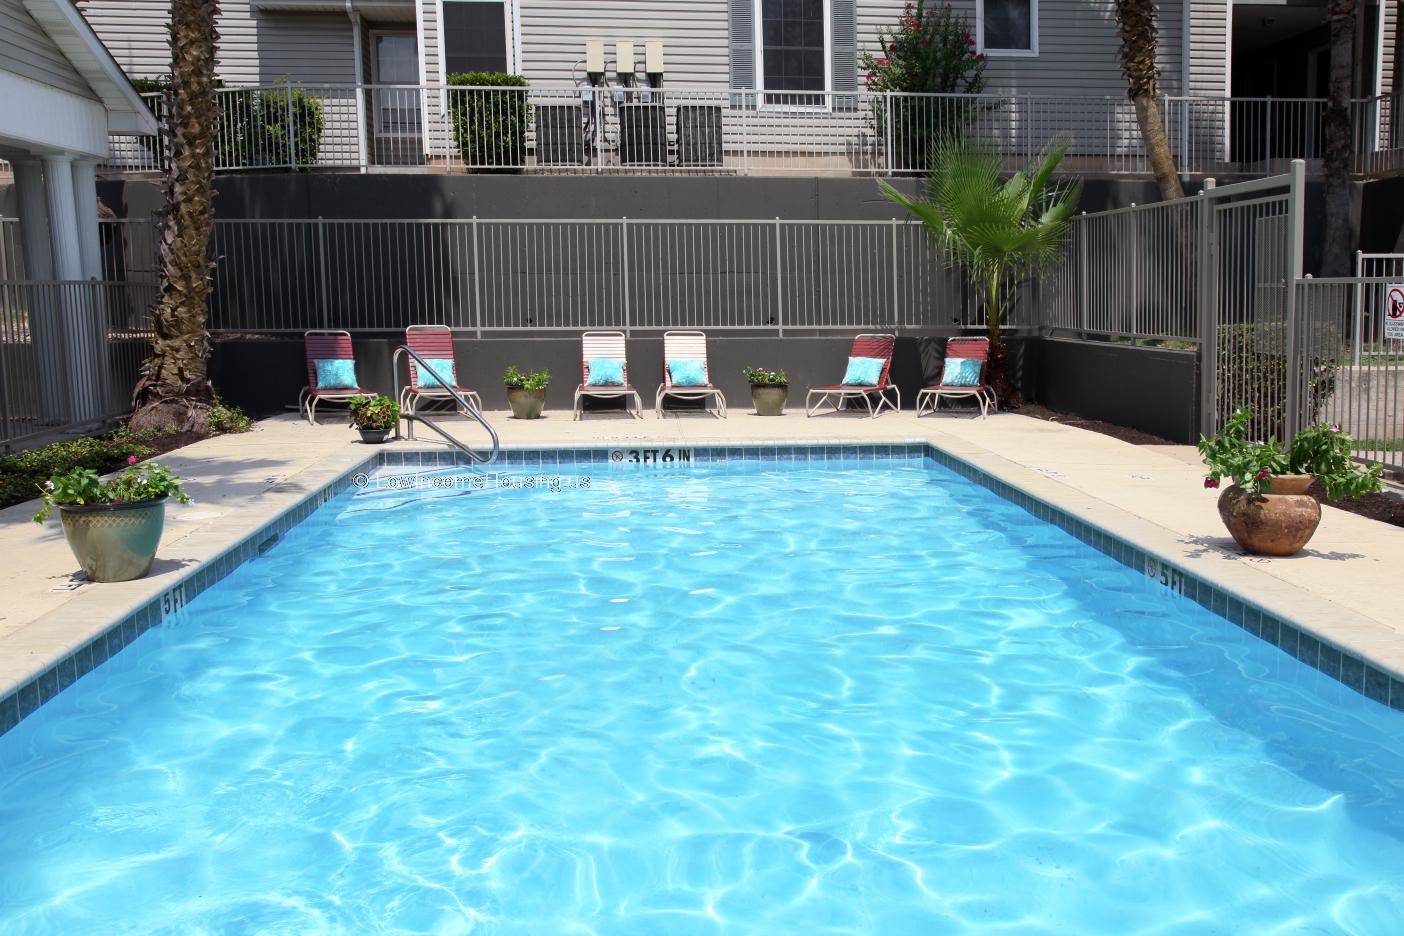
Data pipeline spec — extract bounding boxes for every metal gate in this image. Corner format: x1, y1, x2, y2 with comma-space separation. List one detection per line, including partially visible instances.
1197, 163, 1304, 440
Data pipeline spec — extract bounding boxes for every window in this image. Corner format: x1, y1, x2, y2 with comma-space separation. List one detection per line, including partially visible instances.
443, 0, 509, 76
372, 33, 421, 135
979, 0, 1037, 56
757, 0, 828, 94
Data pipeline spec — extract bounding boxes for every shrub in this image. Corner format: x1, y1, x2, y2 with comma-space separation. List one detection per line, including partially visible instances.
861, 0, 988, 172
216, 82, 324, 169
743, 367, 789, 386
447, 72, 530, 171
347, 395, 400, 431
1215, 322, 1337, 443
208, 396, 253, 434
0, 432, 157, 510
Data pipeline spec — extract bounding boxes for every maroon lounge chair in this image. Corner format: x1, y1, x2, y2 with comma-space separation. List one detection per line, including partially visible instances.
299, 330, 372, 425
805, 333, 900, 417
916, 337, 996, 418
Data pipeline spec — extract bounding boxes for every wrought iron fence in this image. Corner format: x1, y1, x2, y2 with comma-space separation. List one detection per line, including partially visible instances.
0, 279, 156, 449
101, 84, 1404, 179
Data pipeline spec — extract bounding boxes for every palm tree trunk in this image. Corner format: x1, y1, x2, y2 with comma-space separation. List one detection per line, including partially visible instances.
984, 270, 1020, 406
1321, 0, 1357, 277
130, 0, 220, 435
1115, 0, 1184, 201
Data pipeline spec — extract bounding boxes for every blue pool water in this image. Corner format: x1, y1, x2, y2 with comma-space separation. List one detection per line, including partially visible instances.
2, 455, 1403, 934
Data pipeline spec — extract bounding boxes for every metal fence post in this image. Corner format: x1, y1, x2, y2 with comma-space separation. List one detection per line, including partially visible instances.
891, 217, 900, 326
472, 215, 482, 339
883, 93, 893, 176
774, 217, 784, 337
287, 83, 297, 170
1197, 179, 1218, 437
316, 216, 329, 327
1282, 159, 1306, 440
1352, 248, 1364, 366
1078, 213, 1090, 334
620, 217, 630, 335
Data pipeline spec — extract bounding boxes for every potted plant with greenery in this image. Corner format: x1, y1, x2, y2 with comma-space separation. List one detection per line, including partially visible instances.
33, 458, 191, 583
1200, 408, 1384, 556
504, 365, 550, 419
744, 367, 789, 416
347, 394, 399, 444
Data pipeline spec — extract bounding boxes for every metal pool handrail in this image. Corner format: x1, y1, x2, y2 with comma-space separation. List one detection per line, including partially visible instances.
391, 345, 500, 465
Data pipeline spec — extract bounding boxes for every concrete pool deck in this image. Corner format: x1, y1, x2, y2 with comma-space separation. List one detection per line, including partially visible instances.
1, 409, 1401, 720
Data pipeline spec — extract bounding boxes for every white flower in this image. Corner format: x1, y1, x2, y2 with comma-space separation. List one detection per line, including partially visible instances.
45, 480, 54, 490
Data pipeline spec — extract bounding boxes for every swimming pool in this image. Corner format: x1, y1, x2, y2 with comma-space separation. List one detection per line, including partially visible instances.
1, 451, 1402, 934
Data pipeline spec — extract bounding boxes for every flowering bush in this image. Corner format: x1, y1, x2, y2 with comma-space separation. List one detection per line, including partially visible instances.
1198, 408, 1383, 499
860, 2, 987, 171
860, 0, 986, 96
33, 458, 191, 523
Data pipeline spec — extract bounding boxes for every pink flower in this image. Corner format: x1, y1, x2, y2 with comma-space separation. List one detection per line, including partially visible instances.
1204, 478, 1219, 489
113, 498, 123, 504
1257, 469, 1270, 480
127, 455, 138, 464
975, 53, 986, 62
1330, 424, 1340, 433
876, 57, 889, 66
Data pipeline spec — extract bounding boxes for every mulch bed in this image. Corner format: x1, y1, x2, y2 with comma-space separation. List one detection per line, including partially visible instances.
1012, 403, 1404, 531
1013, 402, 1175, 446
139, 430, 210, 460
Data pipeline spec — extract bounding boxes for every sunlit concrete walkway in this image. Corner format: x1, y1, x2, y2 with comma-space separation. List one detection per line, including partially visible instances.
1, 408, 1400, 706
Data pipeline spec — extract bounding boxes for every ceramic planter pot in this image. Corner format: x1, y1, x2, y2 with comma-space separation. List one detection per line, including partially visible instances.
1216, 475, 1320, 556
58, 498, 167, 583
358, 427, 393, 444
507, 387, 546, 419
751, 384, 788, 416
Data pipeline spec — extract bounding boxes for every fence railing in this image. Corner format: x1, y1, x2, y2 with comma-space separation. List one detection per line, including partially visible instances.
102, 84, 1404, 179
0, 279, 156, 449
1294, 276, 1404, 471
195, 217, 1021, 334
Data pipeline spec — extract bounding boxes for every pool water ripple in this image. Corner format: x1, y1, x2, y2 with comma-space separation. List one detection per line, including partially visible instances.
1, 459, 1402, 934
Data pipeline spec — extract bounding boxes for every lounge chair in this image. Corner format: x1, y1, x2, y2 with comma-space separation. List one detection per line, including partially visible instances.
916, 337, 997, 418
574, 330, 643, 419
299, 330, 373, 425
399, 325, 483, 418
805, 333, 901, 417
655, 330, 726, 418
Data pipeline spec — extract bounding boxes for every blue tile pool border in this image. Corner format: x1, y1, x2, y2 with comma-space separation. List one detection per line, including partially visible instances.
2, 441, 1400, 738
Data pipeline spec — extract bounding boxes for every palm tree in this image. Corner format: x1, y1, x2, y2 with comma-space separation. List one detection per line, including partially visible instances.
129, 0, 220, 434
1321, 0, 1356, 277
879, 137, 1082, 406
1114, 0, 1183, 200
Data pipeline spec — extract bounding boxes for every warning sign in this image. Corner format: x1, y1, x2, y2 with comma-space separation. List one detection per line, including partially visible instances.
1387, 284, 1404, 340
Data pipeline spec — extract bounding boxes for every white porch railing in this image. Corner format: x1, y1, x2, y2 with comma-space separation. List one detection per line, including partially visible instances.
100, 84, 1404, 178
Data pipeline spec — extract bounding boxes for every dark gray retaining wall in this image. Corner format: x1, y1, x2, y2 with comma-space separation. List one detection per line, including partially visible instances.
211, 332, 1041, 418
1036, 338, 1199, 443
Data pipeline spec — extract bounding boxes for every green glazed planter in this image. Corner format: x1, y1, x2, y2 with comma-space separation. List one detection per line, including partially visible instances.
750, 384, 788, 416
58, 498, 167, 583
507, 387, 546, 419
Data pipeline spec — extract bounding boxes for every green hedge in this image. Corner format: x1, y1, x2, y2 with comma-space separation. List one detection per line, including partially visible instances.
1216, 321, 1338, 441
221, 84, 325, 169
0, 432, 156, 510
447, 72, 529, 171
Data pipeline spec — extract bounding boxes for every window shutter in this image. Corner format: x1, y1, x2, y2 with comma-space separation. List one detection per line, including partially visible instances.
729, 0, 756, 95
831, 0, 857, 107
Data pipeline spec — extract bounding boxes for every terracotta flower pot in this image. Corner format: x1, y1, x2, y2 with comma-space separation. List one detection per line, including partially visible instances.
507, 387, 546, 419
58, 498, 167, 582
1216, 475, 1321, 556
750, 384, 788, 416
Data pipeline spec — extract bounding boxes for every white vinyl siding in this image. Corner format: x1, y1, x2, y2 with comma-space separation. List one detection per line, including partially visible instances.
76, 0, 357, 85
515, 0, 732, 87
0, 0, 98, 99
858, 0, 1184, 98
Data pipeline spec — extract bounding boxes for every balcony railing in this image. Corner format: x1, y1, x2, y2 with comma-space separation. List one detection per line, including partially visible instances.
96, 84, 1404, 179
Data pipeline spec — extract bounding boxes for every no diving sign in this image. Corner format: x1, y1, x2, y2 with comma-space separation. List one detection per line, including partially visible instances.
1387, 284, 1404, 340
